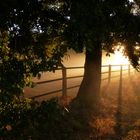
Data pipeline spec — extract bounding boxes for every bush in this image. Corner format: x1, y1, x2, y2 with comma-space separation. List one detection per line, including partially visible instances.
0, 98, 67, 140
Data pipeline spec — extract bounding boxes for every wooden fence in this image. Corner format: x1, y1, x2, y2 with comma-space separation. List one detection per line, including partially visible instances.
31, 64, 135, 99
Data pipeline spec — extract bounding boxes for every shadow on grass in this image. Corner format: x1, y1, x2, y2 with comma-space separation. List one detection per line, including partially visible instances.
114, 69, 123, 140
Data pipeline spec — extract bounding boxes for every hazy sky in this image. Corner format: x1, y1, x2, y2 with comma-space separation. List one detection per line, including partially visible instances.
62, 50, 129, 67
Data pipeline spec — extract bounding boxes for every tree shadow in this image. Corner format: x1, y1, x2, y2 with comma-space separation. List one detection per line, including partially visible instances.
129, 73, 140, 117
114, 69, 123, 140
114, 71, 140, 139
129, 73, 140, 98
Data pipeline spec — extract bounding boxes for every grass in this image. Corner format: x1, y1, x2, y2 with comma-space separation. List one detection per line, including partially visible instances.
57, 73, 140, 139
2, 73, 140, 140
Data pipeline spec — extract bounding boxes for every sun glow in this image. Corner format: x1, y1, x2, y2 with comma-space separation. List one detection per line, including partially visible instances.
113, 50, 129, 65
112, 45, 129, 65
104, 45, 130, 65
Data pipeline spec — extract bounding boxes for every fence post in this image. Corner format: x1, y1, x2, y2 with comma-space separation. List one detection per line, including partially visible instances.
108, 65, 111, 83
120, 65, 122, 81
119, 65, 123, 101
128, 64, 130, 77
62, 66, 67, 97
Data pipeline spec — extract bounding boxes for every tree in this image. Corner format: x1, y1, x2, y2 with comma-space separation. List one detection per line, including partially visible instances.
0, 0, 140, 112
65, 0, 140, 109
0, 0, 68, 102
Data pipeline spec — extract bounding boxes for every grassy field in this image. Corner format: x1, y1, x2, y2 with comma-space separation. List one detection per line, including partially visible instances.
23, 66, 140, 139
95, 73, 140, 139
57, 72, 140, 139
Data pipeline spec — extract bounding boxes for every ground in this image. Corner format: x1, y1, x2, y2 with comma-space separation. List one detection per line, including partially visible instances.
23, 50, 140, 139
24, 67, 140, 139
97, 72, 140, 139
55, 71, 140, 140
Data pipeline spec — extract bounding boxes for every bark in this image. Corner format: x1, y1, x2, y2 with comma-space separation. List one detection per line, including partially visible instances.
75, 42, 102, 110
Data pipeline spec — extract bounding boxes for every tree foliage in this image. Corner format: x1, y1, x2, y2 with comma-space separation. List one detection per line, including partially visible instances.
0, 0, 68, 101
0, 98, 67, 139
0, 0, 140, 102
66, 0, 140, 68
62, 0, 140, 109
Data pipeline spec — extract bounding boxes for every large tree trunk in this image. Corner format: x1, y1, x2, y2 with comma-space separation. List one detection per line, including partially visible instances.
75, 42, 102, 110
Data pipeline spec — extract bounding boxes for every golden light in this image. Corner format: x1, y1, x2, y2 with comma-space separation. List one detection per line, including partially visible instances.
113, 45, 129, 65
101, 46, 130, 73
135, 46, 140, 50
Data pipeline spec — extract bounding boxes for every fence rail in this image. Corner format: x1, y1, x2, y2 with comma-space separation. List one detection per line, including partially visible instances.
31, 64, 134, 99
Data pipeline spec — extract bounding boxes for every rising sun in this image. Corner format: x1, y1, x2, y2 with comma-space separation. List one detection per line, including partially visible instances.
113, 49, 129, 65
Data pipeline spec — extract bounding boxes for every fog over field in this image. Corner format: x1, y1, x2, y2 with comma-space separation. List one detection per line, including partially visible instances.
24, 49, 138, 101
63, 49, 129, 67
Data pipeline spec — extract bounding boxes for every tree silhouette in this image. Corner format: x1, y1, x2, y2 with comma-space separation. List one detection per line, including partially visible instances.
0, 0, 68, 101
65, 0, 140, 109
0, 0, 140, 110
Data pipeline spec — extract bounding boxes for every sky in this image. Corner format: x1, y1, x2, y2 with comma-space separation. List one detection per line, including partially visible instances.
62, 49, 129, 67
